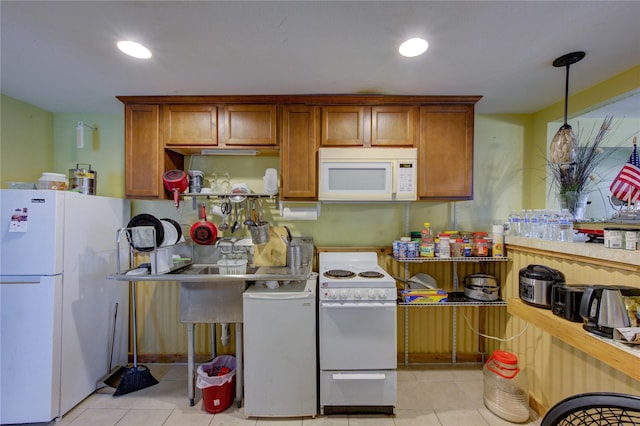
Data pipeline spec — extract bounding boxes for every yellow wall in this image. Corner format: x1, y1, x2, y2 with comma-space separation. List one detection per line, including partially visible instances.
0, 95, 54, 184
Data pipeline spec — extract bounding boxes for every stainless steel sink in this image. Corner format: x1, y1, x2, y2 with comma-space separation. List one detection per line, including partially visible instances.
183, 264, 259, 275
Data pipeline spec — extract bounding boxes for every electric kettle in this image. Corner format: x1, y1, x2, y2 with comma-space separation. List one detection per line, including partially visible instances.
579, 285, 640, 337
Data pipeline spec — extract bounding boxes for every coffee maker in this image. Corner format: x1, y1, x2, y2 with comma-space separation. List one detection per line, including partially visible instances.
579, 285, 640, 337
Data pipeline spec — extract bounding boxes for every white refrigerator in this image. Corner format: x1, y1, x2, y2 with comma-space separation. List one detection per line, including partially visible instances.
242, 274, 317, 417
0, 189, 130, 424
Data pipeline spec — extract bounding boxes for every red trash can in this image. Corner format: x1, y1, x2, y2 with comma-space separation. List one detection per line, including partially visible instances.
196, 355, 237, 414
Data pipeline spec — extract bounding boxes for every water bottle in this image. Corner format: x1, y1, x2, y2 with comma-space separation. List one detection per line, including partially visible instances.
530, 210, 540, 239
558, 209, 574, 242
546, 211, 560, 241
522, 210, 532, 238
507, 210, 520, 237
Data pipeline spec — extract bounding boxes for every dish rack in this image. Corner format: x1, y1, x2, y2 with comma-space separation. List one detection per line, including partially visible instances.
115, 226, 194, 275
217, 259, 248, 275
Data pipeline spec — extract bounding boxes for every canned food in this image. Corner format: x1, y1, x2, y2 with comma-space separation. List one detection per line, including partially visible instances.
624, 230, 638, 251
604, 228, 623, 249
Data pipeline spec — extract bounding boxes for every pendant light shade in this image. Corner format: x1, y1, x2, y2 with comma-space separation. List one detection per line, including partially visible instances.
549, 51, 585, 164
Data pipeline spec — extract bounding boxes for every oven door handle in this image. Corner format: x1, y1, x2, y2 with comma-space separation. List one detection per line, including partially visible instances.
320, 301, 396, 308
332, 373, 387, 380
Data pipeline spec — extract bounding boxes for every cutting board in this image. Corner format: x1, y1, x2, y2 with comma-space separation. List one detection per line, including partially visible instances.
253, 226, 288, 267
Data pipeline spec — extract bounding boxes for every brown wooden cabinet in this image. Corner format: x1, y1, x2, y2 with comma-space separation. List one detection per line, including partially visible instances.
371, 106, 417, 147
321, 105, 416, 147
118, 95, 479, 201
124, 104, 183, 199
280, 105, 320, 200
221, 104, 277, 147
418, 104, 475, 200
164, 105, 217, 147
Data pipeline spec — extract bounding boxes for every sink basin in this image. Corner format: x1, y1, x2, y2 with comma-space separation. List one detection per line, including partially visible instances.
186, 264, 259, 275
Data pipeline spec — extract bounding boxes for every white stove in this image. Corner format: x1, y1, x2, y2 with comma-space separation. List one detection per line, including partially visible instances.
319, 252, 396, 301
318, 251, 397, 415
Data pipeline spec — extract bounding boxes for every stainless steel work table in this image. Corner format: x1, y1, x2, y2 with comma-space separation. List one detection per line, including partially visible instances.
108, 264, 312, 407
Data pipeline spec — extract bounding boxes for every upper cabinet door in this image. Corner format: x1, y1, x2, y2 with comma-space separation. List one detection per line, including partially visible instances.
280, 105, 320, 200
124, 104, 162, 199
163, 105, 217, 146
418, 104, 474, 200
222, 105, 277, 146
371, 106, 417, 147
321, 106, 371, 147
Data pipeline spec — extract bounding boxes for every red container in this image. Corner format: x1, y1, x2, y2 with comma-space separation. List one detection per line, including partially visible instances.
197, 355, 237, 414
202, 375, 236, 414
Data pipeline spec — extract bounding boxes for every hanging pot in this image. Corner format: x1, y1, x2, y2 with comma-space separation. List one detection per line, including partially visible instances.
190, 203, 218, 245
162, 169, 188, 209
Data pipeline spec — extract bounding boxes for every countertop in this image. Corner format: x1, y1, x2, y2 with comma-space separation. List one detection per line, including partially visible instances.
505, 236, 640, 269
107, 263, 313, 283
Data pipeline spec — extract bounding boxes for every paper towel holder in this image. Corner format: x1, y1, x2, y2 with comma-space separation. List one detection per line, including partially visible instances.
279, 202, 321, 220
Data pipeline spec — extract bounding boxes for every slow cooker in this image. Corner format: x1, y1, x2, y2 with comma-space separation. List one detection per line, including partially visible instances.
519, 264, 565, 308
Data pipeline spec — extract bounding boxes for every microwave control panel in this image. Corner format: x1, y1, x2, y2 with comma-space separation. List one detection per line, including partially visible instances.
397, 162, 415, 195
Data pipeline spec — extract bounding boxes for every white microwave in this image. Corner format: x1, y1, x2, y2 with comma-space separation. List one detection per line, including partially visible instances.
318, 147, 417, 201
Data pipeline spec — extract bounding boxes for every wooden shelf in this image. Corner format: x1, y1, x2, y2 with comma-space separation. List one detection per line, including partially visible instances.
507, 298, 640, 381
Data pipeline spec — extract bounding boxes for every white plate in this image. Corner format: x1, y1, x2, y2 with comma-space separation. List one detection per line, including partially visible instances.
160, 219, 178, 246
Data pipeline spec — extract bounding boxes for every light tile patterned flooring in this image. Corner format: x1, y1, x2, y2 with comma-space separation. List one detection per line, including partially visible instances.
35, 364, 541, 426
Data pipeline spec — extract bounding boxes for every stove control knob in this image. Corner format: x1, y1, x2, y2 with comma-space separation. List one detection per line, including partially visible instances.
354, 289, 362, 299
368, 289, 377, 299
339, 290, 348, 300
329, 290, 338, 300
378, 289, 388, 299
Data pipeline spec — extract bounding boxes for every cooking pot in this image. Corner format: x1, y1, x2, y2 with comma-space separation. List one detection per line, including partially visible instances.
190, 203, 217, 245
519, 264, 565, 308
463, 273, 499, 301
163, 169, 188, 208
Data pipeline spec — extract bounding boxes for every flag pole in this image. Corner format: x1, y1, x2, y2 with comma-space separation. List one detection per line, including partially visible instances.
631, 136, 638, 208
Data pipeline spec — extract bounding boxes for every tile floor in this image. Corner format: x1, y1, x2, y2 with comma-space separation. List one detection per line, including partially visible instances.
32, 364, 541, 426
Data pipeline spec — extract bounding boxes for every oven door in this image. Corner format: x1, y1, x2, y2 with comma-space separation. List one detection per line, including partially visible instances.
319, 300, 396, 370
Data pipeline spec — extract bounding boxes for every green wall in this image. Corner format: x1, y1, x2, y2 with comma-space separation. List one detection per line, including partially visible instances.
0, 95, 54, 184
2, 64, 638, 245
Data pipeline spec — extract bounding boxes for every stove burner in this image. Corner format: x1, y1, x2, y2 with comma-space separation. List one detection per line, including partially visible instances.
324, 269, 356, 279
358, 271, 385, 279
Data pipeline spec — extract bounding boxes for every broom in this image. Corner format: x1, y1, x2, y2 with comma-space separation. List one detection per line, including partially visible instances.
114, 281, 158, 396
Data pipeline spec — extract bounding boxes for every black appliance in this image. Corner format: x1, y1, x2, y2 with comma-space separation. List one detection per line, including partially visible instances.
519, 265, 565, 308
551, 284, 586, 322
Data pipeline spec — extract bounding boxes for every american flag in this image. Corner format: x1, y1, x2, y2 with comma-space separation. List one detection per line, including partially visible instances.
610, 140, 640, 203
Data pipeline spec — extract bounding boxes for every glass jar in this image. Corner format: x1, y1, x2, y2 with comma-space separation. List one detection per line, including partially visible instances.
452, 238, 466, 257
483, 350, 529, 423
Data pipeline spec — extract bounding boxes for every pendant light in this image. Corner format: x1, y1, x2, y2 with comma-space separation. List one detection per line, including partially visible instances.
548, 51, 585, 164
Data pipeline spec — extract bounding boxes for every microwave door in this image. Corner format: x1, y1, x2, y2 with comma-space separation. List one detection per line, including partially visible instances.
320, 162, 392, 200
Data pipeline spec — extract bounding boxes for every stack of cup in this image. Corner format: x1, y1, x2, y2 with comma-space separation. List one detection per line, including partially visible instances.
263, 168, 278, 195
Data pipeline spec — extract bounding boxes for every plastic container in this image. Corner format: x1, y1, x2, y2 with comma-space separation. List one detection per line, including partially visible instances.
197, 355, 237, 414
483, 350, 529, 423
217, 259, 248, 275
38, 172, 68, 190
492, 225, 505, 258
438, 234, 451, 258
421, 222, 433, 241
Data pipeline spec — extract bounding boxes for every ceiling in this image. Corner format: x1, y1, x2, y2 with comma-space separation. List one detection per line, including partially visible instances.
1, 1, 639, 116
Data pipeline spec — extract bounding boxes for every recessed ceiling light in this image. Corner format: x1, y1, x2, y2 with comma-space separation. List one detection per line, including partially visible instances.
117, 40, 152, 59
399, 38, 428, 58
